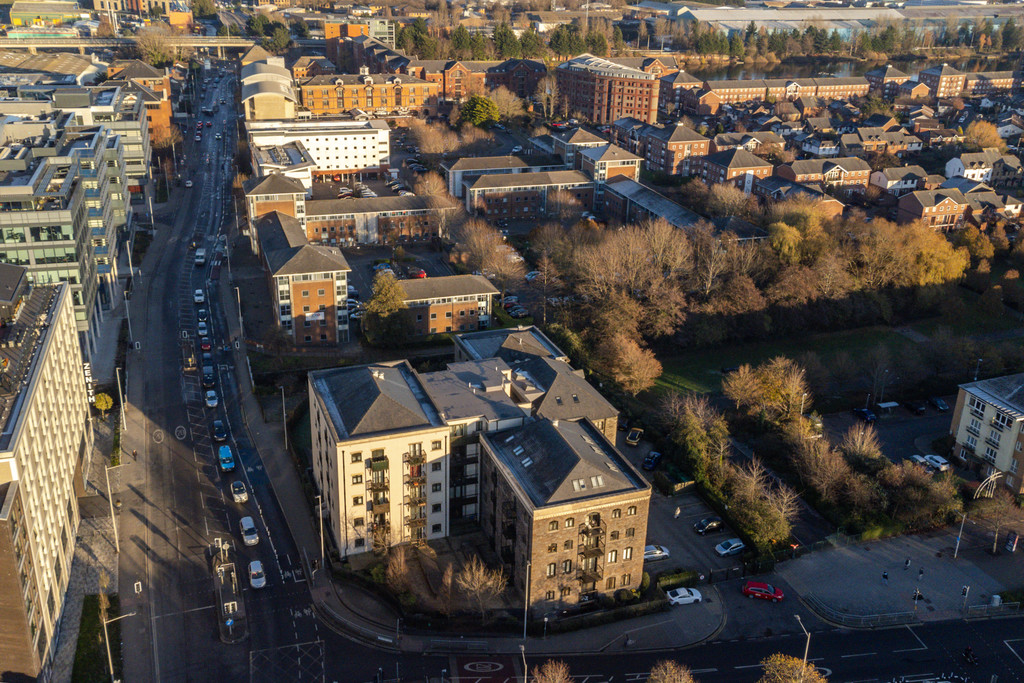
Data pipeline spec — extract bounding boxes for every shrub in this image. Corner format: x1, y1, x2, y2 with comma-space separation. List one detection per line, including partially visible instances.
639, 571, 651, 594
369, 563, 386, 584
398, 591, 418, 607
656, 570, 699, 590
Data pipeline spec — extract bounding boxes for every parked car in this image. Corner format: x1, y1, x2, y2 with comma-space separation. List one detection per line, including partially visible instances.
511, 145, 523, 153
910, 455, 936, 472
924, 454, 950, 472
197, 308, 208, 322
905, 400, 927, 415
194, 289, 205, 304
929, 397, 950, 411
185, 180, 194, 188
230, 480, 248, 503
200, 337, 212, 352
643, 544, 670, 561
205, 390, 218, 408
625, 427, 644, 446
742, 581, 784, 602
408, 267, 427, 278
240, 516, 259, 546
509, 307, 530, 318
852, 407, 877, 423
249, 560, 266, 588
197, 321, 208, 337
693, 516, 723, 535
666, 587, 702, 605
715, 538, 746, 556
641, 451, 662, 471
212, 419, 227, 442
524, 271, 541, 281
218, 444, 235, 471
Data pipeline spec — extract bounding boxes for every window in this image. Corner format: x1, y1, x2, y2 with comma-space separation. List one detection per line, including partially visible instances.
607, 550, 618, 564
432, 524, 442, 533
355, 538, 365, 547
606, 576, 617, 590
621, 573, 632, 586
433, 504, 442, 513
548, 543, 557, 553
623, 547, 632, 560
353, 517, 364, 527
561, 587, 571, 598
612, 508, 621, 519
546, 590, 555, 600
432, 462, 442, 471
353, 496, 364, 505
626, 527, 635, 538
352, 474, 363, 485
547, 563, 556, 577
610, 530, 619, 540
627, 506, 637, 516
565, 518, 575, 528
432, 483, 442, 492
432, 440, 442, 450
564, 540, 573, 550
562, 560, 573, 574
351, 452, 362, 463
549, 521, 559, 531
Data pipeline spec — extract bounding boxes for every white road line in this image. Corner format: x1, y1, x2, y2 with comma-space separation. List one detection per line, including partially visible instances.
153, 604, 216, 619
691, 669, 718, 674
841, 652, 877, 658
893, 625, 929, 653
734, 664, 763, 670
1005, 639, 1024, 665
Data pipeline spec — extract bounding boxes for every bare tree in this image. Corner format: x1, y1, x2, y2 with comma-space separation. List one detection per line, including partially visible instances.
385, 545, 410, 593
487, 249, 527, 303
973, 489, 1017, 555
413, 171, 447, 198
840, 424, 887, 473
439, 563, 455, 618
649, 660, 697, 683
690, 222, 730, 297
535, 73, 560, 119
706, 184, 753, 218
490, 86, 525, 122
547, 188, 584, 226
151, 123, 183, 151
532, 251, 562, 324
456, 555, 507, 622
532, 660, 573, 683
135, 25, 176, 66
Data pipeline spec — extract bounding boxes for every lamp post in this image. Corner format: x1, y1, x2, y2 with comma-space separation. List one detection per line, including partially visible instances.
102, 611, 136, 680
105, 464, 120, 554
280, 386, 287, 451
115, 367, 126, 432
795, 614, 810, 683
974, 358, 984, 381
313, 494, 324, 578
954, 511, 968, 559
234, 286, 243, 341
520, 643, 527, 683
123, 289, 133, 345
522, 560, 531, 640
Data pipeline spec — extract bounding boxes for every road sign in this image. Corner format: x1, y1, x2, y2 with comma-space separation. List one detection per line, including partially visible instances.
226, 618, 234, 627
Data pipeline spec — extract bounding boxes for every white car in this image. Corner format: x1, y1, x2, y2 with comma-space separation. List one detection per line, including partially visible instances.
193, 289, 205, 304
197, 321, 208, 337
205, 390, 218, 408
644, 544, 670, 561
666, 587, 702, 605
240, 516, 259, 546
910, 454, 935, 472
924, 454, 950, 472
715, 538, 746, 556
511, 145, 523, 153
525, 271, 541, 282
185, 180, 193, 188
249, 560, 266, 588
230, 480, 248, 503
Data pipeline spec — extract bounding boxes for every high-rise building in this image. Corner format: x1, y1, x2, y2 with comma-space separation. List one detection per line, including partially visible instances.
0, 277, 94, 679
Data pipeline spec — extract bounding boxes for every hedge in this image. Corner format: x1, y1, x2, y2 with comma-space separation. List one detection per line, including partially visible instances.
656, 569, 699, 590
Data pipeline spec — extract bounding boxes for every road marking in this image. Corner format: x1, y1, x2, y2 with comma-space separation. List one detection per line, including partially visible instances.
735, 664, 763, 669
892, 625, 929, 653
154, 604, 215, 619
691, 669, 718, 674
1005, 639, 1024, 665
841, 652, 877, 658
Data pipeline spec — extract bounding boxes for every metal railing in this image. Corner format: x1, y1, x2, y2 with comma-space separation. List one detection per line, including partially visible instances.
804, 595, 917, 628
966, 601, 1021, 618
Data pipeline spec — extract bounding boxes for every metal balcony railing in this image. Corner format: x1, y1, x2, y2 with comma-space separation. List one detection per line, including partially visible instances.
404, 451, 425, 466
576, 567, 601, 583
405, 515, 427, 528
578, 541, 603, 558
578, 519, 605, 537
367, 477, 389, 491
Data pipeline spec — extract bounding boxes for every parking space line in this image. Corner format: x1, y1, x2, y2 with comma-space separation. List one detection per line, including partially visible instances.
1005, 639, 1024, 665
841, 652, 876, 658
892, 625, 928, 653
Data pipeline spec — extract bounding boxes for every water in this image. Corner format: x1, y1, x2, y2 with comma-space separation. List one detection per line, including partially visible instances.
681, 56, 1022, 81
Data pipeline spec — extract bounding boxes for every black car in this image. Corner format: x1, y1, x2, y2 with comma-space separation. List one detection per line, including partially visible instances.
929, 397, 950, 412
693, 516, 723, 535
852, 407, 877, 423
197, 308, 208, 322
212, 419, 227, 441
904, 400, 927, 415
641, 451, 662, 471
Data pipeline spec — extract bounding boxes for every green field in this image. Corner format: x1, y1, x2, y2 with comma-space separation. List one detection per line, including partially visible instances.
655, 326, 915, 395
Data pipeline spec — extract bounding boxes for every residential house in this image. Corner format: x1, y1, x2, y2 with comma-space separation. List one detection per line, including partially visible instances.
945, 149, 1023, 186
774, 157, 871, 194
710, 131, 784, 154
641, 123, 709, 175
896, 188, 968, 229
869, 164, 929, 196
800, 136, 840, 157
898, 80, 931, 100
840, 127, 922, 157
692, 148, 774, 193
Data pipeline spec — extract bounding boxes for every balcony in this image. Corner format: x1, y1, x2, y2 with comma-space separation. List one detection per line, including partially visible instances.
966, 425, 980, 437
405, 515, 427, 528
970, 407, 985, 419
989, 419, 1005, 432
404, 471, 426, 485
578, 541, 603, 558
578, 519, 605, 537
576, 566, 601, 583
404, 492, 426, 507
985, 436, 1001, 449
370, 457, 389, 472
404, 451, 425, 466
367, 477, 389, 491
372, 499, 390, 514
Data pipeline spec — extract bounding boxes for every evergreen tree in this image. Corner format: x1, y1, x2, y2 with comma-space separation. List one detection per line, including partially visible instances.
519, 29, 545, 57
451, 25, 471, 56
828, 29, 842, 53
586, 31, 608, 56
460, 95, 500, 126
363, 272, 409, 347
745, 20, 757, 42
493, 22, 521, 58
612, 26, 625, 52
729, 32, 745, 58
469, 33, 489, 59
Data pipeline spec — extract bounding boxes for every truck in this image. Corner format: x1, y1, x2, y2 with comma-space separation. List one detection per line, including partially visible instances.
182, 341, 197, 372
194, 248, 207, 267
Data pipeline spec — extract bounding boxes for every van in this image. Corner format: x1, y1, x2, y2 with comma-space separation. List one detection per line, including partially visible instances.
194, 248, 207, 267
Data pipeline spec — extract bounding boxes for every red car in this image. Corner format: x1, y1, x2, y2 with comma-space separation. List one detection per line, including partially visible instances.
206, 121, 213, 128
408, 268, 427, 278
742, 581, 784, 603
200, 337, 212, 352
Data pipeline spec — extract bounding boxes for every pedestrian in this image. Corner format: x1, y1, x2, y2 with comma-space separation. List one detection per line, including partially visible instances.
882, 571, 888, 586
919, 568, 924, 581
904, 558, 911, 570
674, 506, 681, 519
132, 449, 137, 461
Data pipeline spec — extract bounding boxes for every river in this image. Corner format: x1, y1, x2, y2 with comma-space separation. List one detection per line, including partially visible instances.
679, 55, 1022, 81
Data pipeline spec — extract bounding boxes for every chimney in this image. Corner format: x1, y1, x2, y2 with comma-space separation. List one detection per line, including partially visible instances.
359, 65, 370, 76
551, 419, 559, 427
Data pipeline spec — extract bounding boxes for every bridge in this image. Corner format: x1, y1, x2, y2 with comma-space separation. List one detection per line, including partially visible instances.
0, 35, 262, 58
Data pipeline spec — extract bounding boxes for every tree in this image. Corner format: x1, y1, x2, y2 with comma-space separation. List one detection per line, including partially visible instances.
531, 251, 562, 325
707, 184, 753, 218
263, 25, 292, 53
536, 73, 560, 119
451, 24, 471, 57
757, 654, 827, 683
192, 0, 216, 17
456, 555, 507, 622
964, 120, 1006, 152
290, 18, 310, 39
600, 333, 662, 395
247, 13, 270, 36
94, 393, 113, 420
519, 29, 546, 58
586, 30, 608, 56
152, 123, 183, 152
135, 25, 176, 66
973, 489, 1017, 555
490, 86, 524, 122
439, 564, 455, 617
532, 660, 573, 683
385, 545, 409, 593
413, 171, 446, 198
460, 95, 499, 127
363, 271, 409, 346
493, 22, 521, 58
649, 660, 697, 683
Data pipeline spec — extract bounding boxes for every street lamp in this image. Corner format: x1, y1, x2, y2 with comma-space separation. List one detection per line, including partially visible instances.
280, 386, 287, 451
234, 286, 243, 341
102, 611, 136, 680
522, 560, 531, 640
974, 358, 984, 381
123, 289, 133, 345
795, 614, 810, 683
520, 643, 527, 683
105, 464, 121, 554
115, 367, 126, 432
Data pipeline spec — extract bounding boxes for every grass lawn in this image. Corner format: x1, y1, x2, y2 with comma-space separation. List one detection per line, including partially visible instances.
72, 594, 121, 683
656, 326, 915, 396
907, 288, 1023, 337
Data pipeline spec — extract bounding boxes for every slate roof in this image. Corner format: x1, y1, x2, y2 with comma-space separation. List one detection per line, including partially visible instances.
904, 188, 967, 209
513, 357, 618, 424
552, 127, 606, 145
244, 172, 306, 196
702, 147, 772, 170
107, 59, 164, 80
784, 156, 870, 176
420, 360, 524, 423
306, 195, 455, 217
921, 63, 964, 77
454, 326, 569, 364
865, 64, 908, 79
961, 373, 1024, 419
255, 212, 350, 277
240, 45, 274, 64
661, 70, 701, 86
646, 123, 706, 143
604, 177, 701, 229
878, 164, 928, 181
445, 154, 565, 172
468, 170, 591, 190
398, 275, 498, 302
579, 144, 641, 164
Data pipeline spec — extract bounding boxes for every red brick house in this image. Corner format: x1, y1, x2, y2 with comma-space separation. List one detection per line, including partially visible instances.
774, 157, 871, 194
641, 123, 709, 175
693, 148, 774, 194
897, 188, 968, 229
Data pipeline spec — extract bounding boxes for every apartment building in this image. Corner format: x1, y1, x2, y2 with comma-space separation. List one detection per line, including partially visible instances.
296, 70, 439, 117
247, 118, 392, 183
105, 59, 173, 144
465, 170, 595, 217
950, 373, 1024, 495
692, 148, 774, 194
551, 128, 608, 169
865, 64, 909, 98
253, 211, 351, 345
479, 417, 650, 614
398, 275, 498, 335
443, 154, 567, 198
641, 123, 709, 176
555, 54, 659, 125
919, 63, 966, 98
963, 71, 1020, 96
840, 127, 922, 158
579, 144, 641, 184
774, 157, 871, 194
453, 326, 569, 365
291, 56, 336, 80
693, 76, 869, 110
896, 188, 968, 229
658, 70, 702, 114
603, 176, 702, 228
0, 279, 94, 679
869, 165, 929, 196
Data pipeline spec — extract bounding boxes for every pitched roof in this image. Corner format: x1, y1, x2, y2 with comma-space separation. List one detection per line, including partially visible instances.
784, 156, 869, 176
552, 127, 606, 145
647, 123, 706, 143
702, 147, 772, 170
904, 188, 967, 209
306, 194, 455, 217
454, 326, 568, 364
445, 154, 565, 172
398, 274, 498, 302
254, 212, 351, 277
920, 63, 964, 77
108, 59, 164, 80
240, 45, 274, 64
865, 64, 908, 79
558, 53, 655, 80
604, 177, 701, 229
468, 170, 591, 190
513, 357, 618, 424
661, 70, 701, 86
879, 164, 927, 181
244, 173, 306, 196
579, 144, 641, 164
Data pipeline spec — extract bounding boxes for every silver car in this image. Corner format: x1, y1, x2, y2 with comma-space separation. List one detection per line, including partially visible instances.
230, 480, 248, 503
240, 516, 259, 546
715, 538, 746, 556
249, 560, 266, 589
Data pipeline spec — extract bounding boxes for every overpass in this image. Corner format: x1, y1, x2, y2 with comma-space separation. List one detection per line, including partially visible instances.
0, 35, 261, 58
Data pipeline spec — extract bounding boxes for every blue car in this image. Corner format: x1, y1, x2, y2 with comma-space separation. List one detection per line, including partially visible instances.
218, 445, 235, 472
852, 408, 877, 424
642, 451, 663, 471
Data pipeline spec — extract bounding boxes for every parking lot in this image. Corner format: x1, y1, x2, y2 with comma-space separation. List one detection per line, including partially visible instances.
823, 396, 955, 466
343, 245, 454, 304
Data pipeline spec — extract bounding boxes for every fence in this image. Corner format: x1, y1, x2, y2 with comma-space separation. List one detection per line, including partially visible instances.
804, 595, 917, 628
966, 601, 1021, 618
425, 639, 488, 653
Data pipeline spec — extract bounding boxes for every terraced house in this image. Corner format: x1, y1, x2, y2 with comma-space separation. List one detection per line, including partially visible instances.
775, 157, 871, 194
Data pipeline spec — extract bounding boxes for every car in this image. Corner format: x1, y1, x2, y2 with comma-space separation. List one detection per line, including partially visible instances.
905, 400, 927, 415
194, 134, 201, 141
924, 454, 951, 472
197, 308, 208, 322
185, 180, 193, 188
408, 267, 427, 278
347, 287, 359, 299
742, 581, 784, 602
625, 427, 644, 446
852, 407, 877, 423
641, 451, 663, 471
373, 262, 394, 272
666, 587, 703, 605
197, 321, 208, 336
212, 419, 227, 441
693, 516, 723, 535
206, 121, 213, 128
511, 145, 523, 153
230, 480, 248, 503
492, 123, 506, 131
215, 133, 222, 140
644, 544, 670, 561
501, 295, 519, 305
200, 337, 211, 352
205, 390, 218, 408
509, 307, 530, 318
909, 454, 936, 472
525, 271, 541, 282
249, 560, 266, 589
218, 444, 235, 471
929, 397, 950, 412
715, 538, 746, 556
240, 516, 259, 546
193, 289, 205, 304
